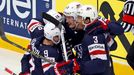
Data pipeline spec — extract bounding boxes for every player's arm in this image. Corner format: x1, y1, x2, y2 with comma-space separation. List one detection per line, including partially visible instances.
27, 19, 44, 39
104, 33, 117, 51
19, 45, 31, 75
107, 22, 124, 35
98, 17, 124, 35
19, 53, 31, 75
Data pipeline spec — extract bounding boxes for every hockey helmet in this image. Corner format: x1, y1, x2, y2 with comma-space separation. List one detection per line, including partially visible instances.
43, 23, 61, 44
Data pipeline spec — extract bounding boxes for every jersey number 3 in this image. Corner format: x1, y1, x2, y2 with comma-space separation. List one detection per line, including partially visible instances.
93, 36, 98, 43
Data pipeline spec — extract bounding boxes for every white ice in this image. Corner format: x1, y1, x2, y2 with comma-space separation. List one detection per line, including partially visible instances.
0, 48, 23, 75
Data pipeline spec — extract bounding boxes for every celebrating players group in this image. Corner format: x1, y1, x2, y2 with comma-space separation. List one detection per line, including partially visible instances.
19, 0, 134, 75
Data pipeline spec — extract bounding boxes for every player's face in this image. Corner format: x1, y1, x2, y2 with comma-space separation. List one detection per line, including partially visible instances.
76, 16, 85, 30
53, 35, 60, 44
65, 16, 76, 29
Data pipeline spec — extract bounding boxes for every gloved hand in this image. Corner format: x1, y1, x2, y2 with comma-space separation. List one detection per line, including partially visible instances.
54, 59, 80, 75
98, 16, 110, 30
73, 58, 80, 74
54, 60, 71, 75
85, 16, 110, 34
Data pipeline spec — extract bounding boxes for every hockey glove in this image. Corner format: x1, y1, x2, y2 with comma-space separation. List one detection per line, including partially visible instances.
73, 58, 80, 74
54, 60, 72, 75
98, 17, 110, 30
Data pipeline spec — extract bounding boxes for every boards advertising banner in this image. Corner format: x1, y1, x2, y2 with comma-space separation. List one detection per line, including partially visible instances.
0, 0, 52, 38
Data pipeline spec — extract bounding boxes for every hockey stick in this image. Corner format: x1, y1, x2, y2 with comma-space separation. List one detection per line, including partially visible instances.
0, 17, 55, 65
5, 67, 17, 75
42, 12, 60, 26
0, 64, 17, 75
61, 26, 68, 61
42, 12, 68, 61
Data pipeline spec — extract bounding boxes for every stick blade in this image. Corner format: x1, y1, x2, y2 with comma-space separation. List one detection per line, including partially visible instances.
42, 12, 60, 26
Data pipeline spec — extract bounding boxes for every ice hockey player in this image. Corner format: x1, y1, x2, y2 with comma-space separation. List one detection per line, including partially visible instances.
63, 2, 122, 74
121, 0, 134, 70
73, 5, 124, 75
19, 9, 63, 75
63, 2, 85, 59
20, 22, 74, 75
121, 0, 134, 33
20, 8, 80, 74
